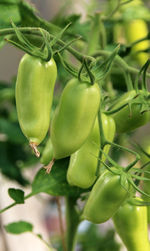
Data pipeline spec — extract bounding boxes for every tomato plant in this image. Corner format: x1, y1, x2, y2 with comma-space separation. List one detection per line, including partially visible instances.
0, 1, 150, 251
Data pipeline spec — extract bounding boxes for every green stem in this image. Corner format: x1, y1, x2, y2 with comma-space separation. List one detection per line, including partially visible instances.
0, 193, 33, 214
106, 79, 116, 98
99, 16, 107, 49
106, 0, 121, 19
87, 12, 101, 55
33, 233, 56, 251
93, 50, 150, 78
96, 107, 107, 176
65, 197, 80, 251
123, 71, 134, 91
105, 141, 140, 172
0, 27, 93, 63
105, 102, 129, 115
1, 27, 149, 79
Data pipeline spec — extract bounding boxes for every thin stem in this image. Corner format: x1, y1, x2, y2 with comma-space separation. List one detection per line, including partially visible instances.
1, 27, 149, 80
130, 34, 150, 47
93, 51, 150, 78
105, 102, 129, 115
106, 141, 140, 172
123, 71, 134, 91
56, 197, 67, 251
84, 59, 95, 85
106, 0, 121, 19
65, 197, 80, 251
0, 27, 93, 63
106, 78, 116, 98
33, 232, 56, 251
99, 15, 107, 50
0, 214, 9, 251
0, 193, 33, 214
96, 108, 107, 176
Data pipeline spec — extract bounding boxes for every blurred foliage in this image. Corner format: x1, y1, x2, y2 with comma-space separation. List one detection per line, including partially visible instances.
0, 80, 38, 185
52, 223, 121, 251
77, 224, 121, 251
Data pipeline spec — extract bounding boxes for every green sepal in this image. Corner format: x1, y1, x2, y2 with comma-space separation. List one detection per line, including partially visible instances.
91, 46, 120, 82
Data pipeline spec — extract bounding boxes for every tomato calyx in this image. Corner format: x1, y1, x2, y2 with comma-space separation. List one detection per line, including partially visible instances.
128, 91, 150, 114
99, 145, 150, 198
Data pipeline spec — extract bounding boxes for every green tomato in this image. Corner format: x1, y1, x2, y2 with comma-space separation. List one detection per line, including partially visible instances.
139, 141, 150, 223
15, 54, 57, 155
120, 0, 150, 66
112, 90, 150, 133
82, 168, 129, 224
40, 137, 53, 165
113, 198, 150, 251
124, 19, 150, 66
50, 78, 100, 159
67, 114, 116, 188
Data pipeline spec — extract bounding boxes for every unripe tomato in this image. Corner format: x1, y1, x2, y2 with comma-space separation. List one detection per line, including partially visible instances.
67, 114, 116, 188
124, 19, 150, 66
40, 137, 53, 165
139, 141, 150, 223
113, 198, 150, 251
121, 0, 150, 66
112, 90, 150, 133
50, 78, 100, 159
82, 169, 129, 224
16, 54, 57, 156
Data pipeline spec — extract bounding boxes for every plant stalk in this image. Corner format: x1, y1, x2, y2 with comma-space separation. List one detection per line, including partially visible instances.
65, 196, 80, 251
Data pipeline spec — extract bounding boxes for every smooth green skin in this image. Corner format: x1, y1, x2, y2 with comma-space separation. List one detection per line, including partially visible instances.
67, 117, 100, 189
82, 169, 129, 224
40, 137, 53, 165
113, 198, 150, 251
102, 114, 116, 163
16, 54, 57, 145
51, 78, 100, 159
124, 20, 149, 67
121, 0, 149, 66
67, 114, 116, 189
112, 90, 150, 133
140, 143, 150, 223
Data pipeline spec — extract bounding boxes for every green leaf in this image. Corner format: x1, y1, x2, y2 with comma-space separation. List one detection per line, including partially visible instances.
0, 142, 29, 186
5, 221, 33, 234
32, 158, 86, 197
0, 118, 26, 144
19, 1, 60, 36
8, 188, 24, 204
0, 2, 21, 28
0, 0, 20, 3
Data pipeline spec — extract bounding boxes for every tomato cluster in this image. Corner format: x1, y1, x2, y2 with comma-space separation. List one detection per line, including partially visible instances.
13, 0, 150, 250
15, 52, 150, 251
